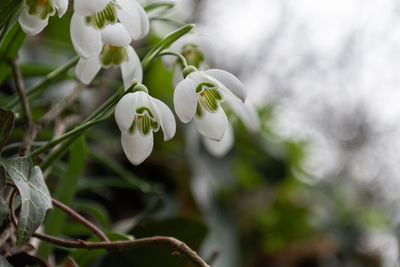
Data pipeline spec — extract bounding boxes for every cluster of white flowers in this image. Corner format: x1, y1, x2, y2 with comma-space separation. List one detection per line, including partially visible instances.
19, 0, 259, 165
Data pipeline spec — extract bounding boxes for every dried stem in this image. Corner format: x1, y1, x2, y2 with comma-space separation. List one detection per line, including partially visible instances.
51, 199, 109, 243
11, 58, 33, 156
32, 233, 210, 267
22, 83, 85, 155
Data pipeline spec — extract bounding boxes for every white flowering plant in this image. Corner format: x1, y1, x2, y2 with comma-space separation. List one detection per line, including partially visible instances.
0, 0, 264, 266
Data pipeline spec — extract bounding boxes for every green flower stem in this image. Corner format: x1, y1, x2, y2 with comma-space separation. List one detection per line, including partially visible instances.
158, 51, 188, 68
30, 111, 113, 159
5, 56, 79, 109
35, 24, 194, 170
141, 24, 194, 70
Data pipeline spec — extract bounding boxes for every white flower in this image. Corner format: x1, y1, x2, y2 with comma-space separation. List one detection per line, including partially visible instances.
70, 0, 149, 58
74, 23, 142, 89
115, 90, 176, 165
19, 0, 68, 36
174, 68, 251, 141
163, 33, 216, 87
202, 102, 260, 157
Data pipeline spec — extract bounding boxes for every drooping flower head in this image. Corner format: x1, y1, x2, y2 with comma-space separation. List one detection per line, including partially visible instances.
174, 67, 252, 141
74, 23, 142, 89
71, 0, 149, 59
163, 33, 217, 86
19, 0, 68, 36
115, 86, 176, 165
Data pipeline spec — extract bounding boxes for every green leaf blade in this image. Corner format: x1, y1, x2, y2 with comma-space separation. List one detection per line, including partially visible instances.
2, 157, 52, 243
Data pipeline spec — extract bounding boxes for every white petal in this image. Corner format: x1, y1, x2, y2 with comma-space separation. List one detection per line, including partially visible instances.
242, 102, 260, 132
101, 23, 132, 46
196, 35, 217, 67
18, 9, 49, 36
172, 65, 184, 87
203, 124, 234, 157
223, 90, 259, 132
74, 0, 111, 16
173, 78, 197, 123
115, 93, 138, 132
121, 46, 142, 90
70, 13, 102, 58
54, 0, 68, 17
116, 0, 150, 40
149, 97, 176, 141
121, 131, 153, 165
194, 108, 228, 141
205, 69, 246, 102
75, 56, 101, 85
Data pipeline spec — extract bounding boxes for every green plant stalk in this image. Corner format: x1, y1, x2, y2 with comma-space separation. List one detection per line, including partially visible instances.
5, 56, 79, 109
158, 51, 188, 68
37, 136, 86, 259
141, 24, 194, 70
30, 112, 111, 159
37, 24, 194, 170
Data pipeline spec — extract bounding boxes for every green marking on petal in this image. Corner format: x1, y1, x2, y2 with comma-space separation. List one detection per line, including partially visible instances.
129, 107, 160, 136
25, 0, 54, 19
196, 102, 204, 118
100, 45, 128, 67
136, 107, 154, 119
85, 2, 117, 30
196, 82, 223, 114
129, 117, 137, 134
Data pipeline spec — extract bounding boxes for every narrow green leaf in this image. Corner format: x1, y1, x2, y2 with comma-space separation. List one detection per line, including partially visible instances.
0, 107, 14, 154
5, 56, 79, 109
141, 24, 194, 70
144, 1, 175, 12
0, 22, 26, 84
37, 136, 86, 259
2, 157, 52, 243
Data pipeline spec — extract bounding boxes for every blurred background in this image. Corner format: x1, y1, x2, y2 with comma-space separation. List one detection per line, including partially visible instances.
2, 0, 400, 266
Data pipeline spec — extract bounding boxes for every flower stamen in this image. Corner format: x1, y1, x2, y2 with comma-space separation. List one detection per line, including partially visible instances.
85, 2, 117, 30
100, 44, 128, 67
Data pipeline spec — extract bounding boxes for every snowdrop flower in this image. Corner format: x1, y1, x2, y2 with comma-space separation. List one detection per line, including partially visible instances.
115, 87, 176, 165
203, 102, 260, 157
74, 23, 142, 89
19, 0, 68, 36
70, 0, 149, 58
163, 34, 216, 87
174, 67, 252, 141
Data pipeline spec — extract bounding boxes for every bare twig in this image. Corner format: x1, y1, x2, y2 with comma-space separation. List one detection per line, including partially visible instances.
6, 182, 108, 243
11, 58, 33, 156
32, 233, 210, 267
36, 83, 85, 130
6, 182, 210, 267
15, 82, 85, 156
51, 199, 110, 243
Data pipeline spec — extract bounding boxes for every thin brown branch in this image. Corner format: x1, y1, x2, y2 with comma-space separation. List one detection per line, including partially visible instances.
32, 233, 210, 267
51, 199, 110, 243
17, 83, 85, 156
11, 58, 33, 156
36, 83, 85, 130
6, 181, 109, 243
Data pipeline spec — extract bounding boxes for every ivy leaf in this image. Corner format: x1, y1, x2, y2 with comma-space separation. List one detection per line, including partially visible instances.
0, 107, 15, 154
2, 157, 52, 243
0, 256, 12, 267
